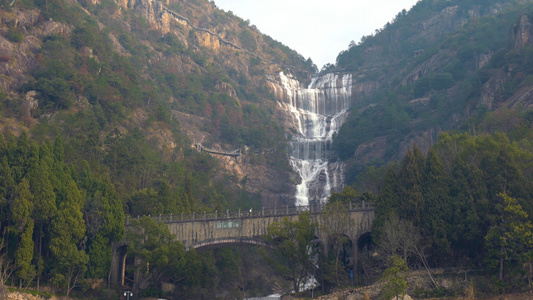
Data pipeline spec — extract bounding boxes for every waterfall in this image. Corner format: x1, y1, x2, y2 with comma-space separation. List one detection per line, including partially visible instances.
270, 72, 353, 205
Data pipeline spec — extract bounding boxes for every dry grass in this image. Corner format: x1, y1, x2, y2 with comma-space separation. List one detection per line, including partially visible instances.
464, 281, 475, 300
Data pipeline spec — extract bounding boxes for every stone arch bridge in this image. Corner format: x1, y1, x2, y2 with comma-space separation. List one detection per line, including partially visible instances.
111, 202, 374, 286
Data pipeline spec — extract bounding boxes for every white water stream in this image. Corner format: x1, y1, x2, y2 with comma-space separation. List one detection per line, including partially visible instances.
270, 72, 353, 205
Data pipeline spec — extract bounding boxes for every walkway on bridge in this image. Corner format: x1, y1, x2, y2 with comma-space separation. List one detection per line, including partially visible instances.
193, 142, 241, 157
125, 201, 373, 225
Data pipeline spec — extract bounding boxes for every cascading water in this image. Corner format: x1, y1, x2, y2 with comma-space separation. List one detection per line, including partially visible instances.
269, 72, 353, 206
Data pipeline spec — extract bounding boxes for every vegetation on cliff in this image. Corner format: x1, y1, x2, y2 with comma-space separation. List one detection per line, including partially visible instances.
332, 0, 533, 183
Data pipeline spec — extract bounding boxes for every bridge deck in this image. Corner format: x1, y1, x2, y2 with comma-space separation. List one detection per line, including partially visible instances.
126, 202, 374, 225
193, 142, 241, 157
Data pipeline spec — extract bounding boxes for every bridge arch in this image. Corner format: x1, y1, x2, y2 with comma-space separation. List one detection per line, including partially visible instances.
190, 238, 273, 252
357, 231, 373, 252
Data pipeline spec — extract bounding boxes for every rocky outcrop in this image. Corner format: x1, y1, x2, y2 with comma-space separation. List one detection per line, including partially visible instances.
354, 137, 388, 163
0, 8, 73, 95
401, 54, 443, 86
503, 85, 533, 110
480, 14, 533, 110
480, 68, 510, 110
398, 129, 438, 158
417, 5, 462, 40
514, 15, 533, 52
403, 3, 513, 52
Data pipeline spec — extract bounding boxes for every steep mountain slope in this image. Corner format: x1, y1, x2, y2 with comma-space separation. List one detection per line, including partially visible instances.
0, 0, 316, 209
330, 0, 533, 183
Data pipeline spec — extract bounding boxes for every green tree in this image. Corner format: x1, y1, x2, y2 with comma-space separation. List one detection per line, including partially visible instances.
11, 179, 34, 233
86, 233, 109, 280
11, 179, 35, 288
28, 160, 56, 289
265, 212, 316, 293
372, 165, 399, 241
127, 216, 186, 293
328, 186, 358, 204
320, 201, 351, 286
15, 220, 35, 288
158, 179, 179, 215
449, 158, 489, 259
422, 148, 452, 257
127, 188, 161, 216
9, 132, 38, 183
381, 255, 408, 300
0, 157, 15, 226
485, 193, 533, 282
81, 169, 124, 280
397, 145, 425, 226
50, 180, 88, 298
482, 148, 528, 212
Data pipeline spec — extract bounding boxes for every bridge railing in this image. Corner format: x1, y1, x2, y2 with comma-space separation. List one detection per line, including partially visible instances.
125, 201, 374, 225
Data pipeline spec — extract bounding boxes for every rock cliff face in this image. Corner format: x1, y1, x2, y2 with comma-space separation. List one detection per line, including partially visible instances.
514, 15, 533, 51
106, 0, 315, 206
0, 0, 318, 207
0, 9, 69, 94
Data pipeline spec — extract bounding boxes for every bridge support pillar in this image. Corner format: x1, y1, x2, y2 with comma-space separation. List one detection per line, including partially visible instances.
351, 236, 358, 282
133, 256, 146, 293
109, 245, 127, 287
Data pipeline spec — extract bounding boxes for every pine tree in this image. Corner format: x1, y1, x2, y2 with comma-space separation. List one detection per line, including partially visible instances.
0, 157, 15, 227
11, 179, 34, 232
158, 179, 178, 214
450, 158, 488, 259
28, 160, 56, 289
380, 255, 408, 300
50, 180, 88, 298
15, 220, 35, 288
422, 148, 452, 257
0, 133, 6, 155
10, 132, 39, 183
78, 160, 124, 281
372, 165, 399, 242
397, 145, 425, 226
11, 179, 35, 288
86, 233, 110, 279
485, 193, 533, 281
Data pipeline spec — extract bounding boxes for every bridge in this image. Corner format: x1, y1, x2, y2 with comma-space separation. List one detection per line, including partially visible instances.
111, 202, 374, 286
193, 142, 241, 158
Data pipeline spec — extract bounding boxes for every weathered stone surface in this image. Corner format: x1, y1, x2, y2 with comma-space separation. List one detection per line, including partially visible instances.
514, 15, 532, 51
480, 69, 509, 110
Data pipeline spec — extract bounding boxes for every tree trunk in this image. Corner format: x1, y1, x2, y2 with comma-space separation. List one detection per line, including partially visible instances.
37, 222, 42, 291
527, 258, 533, 289
499, 245, 504, 281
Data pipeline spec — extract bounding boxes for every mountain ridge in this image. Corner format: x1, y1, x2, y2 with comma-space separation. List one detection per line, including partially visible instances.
330, 0, 533, 183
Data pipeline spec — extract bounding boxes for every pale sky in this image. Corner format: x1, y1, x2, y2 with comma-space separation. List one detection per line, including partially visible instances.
213, 0, 420, 69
